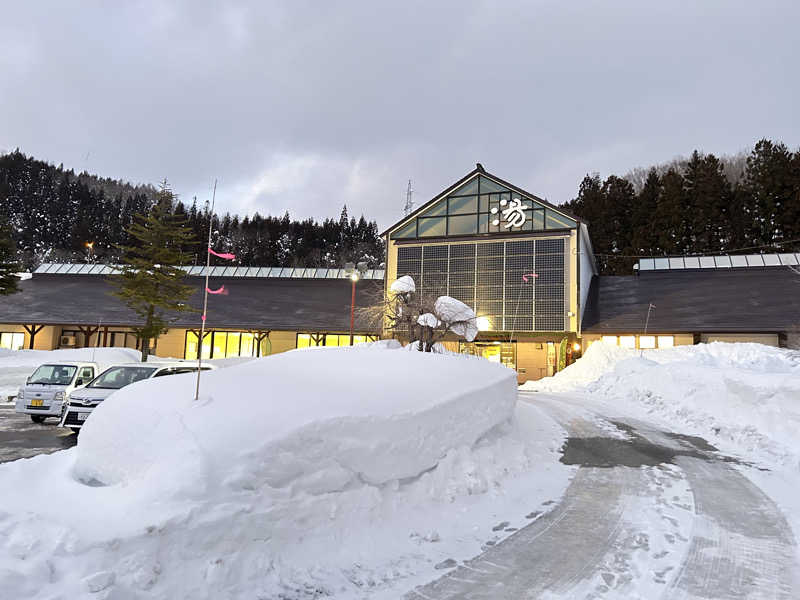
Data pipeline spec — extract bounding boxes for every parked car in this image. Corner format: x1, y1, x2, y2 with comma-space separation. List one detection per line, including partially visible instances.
15, 362, 99, 423
59, 361, 215, 432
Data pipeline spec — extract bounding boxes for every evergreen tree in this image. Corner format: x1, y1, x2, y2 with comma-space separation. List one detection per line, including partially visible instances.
111, 181, 198, 362
0, 212, 21, 295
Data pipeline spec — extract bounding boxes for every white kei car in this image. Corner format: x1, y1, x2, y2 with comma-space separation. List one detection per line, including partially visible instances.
60, 361, 214, 432
15, 361, 99, 423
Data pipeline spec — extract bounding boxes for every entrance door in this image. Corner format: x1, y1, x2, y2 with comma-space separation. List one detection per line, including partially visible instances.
459, 342, 516, 370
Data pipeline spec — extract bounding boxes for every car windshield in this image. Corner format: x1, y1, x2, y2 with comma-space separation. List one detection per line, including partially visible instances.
28, 364, 77, 386
87, 366, 158, 389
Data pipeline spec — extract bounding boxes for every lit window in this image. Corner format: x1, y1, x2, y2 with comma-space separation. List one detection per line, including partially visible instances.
0, 332, 24, 350
639, 335, 656, 349
619, 336, 636, 349
657, 335, 674, 348
225, 332, 241, 357
325, 335, 341, 347
212, 332, 227, 358
601, 336, 618, 345
240, 333, 255, 356
296, 334, 311, 348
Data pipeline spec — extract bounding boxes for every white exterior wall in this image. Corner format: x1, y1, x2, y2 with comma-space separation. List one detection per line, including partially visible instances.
578, 223, 597, 333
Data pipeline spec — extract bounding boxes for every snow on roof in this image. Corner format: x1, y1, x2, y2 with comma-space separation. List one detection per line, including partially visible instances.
33, 263, 385, 280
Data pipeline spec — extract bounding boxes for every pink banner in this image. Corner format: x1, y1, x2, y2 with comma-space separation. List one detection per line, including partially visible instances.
208, 247, 236, 260
522, 273, 538, 282
206, 285, 228, 295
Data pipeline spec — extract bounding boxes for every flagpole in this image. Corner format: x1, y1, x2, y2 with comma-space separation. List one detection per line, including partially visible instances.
194, 179, 217, 401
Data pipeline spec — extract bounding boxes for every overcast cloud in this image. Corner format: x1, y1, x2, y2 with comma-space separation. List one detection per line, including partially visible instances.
1, 1, 798, 229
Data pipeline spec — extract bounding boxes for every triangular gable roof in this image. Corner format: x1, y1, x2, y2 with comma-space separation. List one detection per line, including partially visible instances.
382, 163, 582, 236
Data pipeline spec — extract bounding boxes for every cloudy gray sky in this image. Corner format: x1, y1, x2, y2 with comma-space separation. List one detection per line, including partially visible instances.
2, 1, 798, 229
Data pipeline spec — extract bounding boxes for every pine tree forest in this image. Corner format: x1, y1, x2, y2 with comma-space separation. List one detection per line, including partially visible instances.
0, 150, 385, 271
2, 139, 799, 276
565, 139, 800, 274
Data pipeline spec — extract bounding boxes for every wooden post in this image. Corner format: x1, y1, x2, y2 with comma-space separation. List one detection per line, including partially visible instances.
102, 326, 109, 347
23, 324, 44, 349
77, 326, 100, 348
251, 330, 271, 357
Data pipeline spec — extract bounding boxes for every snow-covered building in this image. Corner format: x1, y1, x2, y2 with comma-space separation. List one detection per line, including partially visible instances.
1, 164, 798, 380
382, 164, 800, 381
0, 266, 383, 357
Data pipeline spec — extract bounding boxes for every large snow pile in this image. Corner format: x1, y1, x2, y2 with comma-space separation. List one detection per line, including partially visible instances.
0, 347, 142, 400
0, 344, 574, 599
525, 341, 800, 465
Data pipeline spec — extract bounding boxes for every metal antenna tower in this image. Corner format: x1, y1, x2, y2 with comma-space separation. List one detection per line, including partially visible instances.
403, 179, 414, 216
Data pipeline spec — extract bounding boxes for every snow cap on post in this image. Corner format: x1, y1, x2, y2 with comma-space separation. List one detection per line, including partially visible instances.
390, 275, 416, 294
434, 296, 478, 342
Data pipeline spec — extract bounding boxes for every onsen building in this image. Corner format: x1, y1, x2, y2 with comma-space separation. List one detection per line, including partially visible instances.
0, 164, 798, 383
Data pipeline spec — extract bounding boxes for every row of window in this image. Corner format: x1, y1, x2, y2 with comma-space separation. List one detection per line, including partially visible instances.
596, 335, 675, 350
185, 331, 272, 360
297, 334, 381, 348
0, 332, 24, 351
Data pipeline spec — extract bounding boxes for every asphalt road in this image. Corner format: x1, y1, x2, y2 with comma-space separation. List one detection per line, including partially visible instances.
408, 393, 798, 600
0, 404, 77, 463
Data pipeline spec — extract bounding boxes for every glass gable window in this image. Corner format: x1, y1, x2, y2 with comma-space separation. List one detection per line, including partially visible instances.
390, 175, 577, 240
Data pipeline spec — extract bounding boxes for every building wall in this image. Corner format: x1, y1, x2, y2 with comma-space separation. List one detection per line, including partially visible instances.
582, 333, 694, 349
517, 341, 551, 382
700, 333, 779, 346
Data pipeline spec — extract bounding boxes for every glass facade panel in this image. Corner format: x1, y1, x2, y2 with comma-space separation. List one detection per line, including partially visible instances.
419, 202, 447, 217
477, 176, 508, 194
545, 210, 577, 229
448, 195, 478, 214
448, 214, 478, 235
601, 335, 618, 345
418, 217, 446, 237
393, 220, 417, 238
619, 335, 636, 349
240, 333, 254, 356
212, 332, 227, 357
451, 177, 480, 196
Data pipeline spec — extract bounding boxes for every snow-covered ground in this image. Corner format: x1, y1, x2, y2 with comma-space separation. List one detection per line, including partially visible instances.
523, 341, 800, 468
523, 340, 800, 590
0, 344, 572, 599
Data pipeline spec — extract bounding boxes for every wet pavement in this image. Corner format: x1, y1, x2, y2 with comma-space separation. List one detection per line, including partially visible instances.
408, 394, 797, 599
0, 404, 77, 463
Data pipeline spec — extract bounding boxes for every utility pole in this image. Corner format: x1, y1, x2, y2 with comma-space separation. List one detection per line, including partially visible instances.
403, 179, 414, 216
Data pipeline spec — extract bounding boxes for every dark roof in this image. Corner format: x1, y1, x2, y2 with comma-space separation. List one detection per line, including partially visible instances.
381, 164, 582, 236
0, 274, 383, 332
582, 267, 800, 334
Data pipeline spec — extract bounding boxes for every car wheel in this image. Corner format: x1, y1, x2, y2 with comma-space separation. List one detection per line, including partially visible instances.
30, 415, 46, 424
70, 427, 81, 434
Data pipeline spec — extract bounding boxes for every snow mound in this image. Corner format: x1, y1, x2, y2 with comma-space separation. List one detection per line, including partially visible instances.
0, 343, 561, 600
76, 346, 518, 494
526, 341, 800, 466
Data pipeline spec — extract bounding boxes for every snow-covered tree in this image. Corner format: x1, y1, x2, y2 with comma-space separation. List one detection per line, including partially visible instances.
375, 276, 478, 352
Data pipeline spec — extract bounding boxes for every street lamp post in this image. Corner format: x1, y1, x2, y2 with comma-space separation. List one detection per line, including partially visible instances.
349, 270, 359, 345
346, 261, 368, 345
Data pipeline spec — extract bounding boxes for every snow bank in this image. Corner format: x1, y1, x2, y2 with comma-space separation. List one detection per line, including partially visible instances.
0, 347, 142, 399
75, 348, 518, 493
0, 345, 562, 599
525, 341, 800, 465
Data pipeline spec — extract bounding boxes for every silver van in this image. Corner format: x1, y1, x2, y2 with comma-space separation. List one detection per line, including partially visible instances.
15, 362, 98, 423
